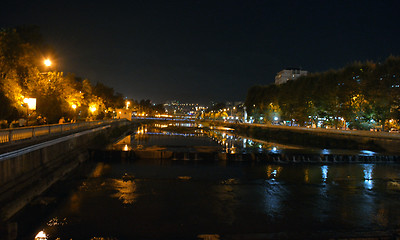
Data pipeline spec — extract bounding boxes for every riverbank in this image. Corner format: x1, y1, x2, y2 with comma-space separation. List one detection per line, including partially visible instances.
206, 121, 400, 154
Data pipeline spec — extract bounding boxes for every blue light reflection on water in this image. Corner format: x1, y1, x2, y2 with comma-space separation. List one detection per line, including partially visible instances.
363, 164, 374, 190
321, 165, 328, 182
16, 158, 400, 239
360, 150, 377, 156
264, 179, 287, 219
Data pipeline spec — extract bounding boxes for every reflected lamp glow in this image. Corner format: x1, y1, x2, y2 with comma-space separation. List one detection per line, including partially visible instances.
267, 166, 282, 180
304, 169, 309, 183
321, 165, 328, 182
364, 179, 373, 190
363, 164, 374, 189
363, 164, 374, 180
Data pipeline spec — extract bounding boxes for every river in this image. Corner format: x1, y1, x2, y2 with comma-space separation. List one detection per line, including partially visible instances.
11, 122, 400, 239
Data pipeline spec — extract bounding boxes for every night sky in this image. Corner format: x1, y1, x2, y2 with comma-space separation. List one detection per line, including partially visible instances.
2, 1, 400, 104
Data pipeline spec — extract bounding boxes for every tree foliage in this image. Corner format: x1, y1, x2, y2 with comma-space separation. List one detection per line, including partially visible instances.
245, 56, 400, 130
0, 26, 128, 125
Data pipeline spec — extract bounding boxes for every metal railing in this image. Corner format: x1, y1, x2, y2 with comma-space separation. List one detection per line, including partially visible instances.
0, 119, 129, 144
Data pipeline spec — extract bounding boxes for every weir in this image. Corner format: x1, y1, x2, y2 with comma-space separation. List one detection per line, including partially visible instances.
92, 121, 400, 164
208, 121, 400, 154
93, 146, 400, 163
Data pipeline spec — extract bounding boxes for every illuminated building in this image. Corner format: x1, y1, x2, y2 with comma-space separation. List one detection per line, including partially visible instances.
275, 68, 308, 85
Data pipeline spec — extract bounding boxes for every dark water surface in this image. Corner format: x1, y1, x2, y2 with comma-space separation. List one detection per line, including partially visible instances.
13, 124, 400, 239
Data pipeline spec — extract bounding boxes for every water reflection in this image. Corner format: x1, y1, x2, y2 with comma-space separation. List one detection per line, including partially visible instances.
15, 157, 400, 239
266, 165, 283, 180
111, 123, 382, 157
111, 178, 137, 204
264, 179, 287, 219
321, 165, 328, 182
363, 164, 374, 190
213, 183, 239, 225
304, 168, 309, 183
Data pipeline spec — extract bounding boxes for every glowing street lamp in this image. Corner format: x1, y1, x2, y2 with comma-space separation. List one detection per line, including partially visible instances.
71, 104, 77, 122
126, 100, 130, 109
23, 98, 37, 110
90, 106, 97, 113
44, 59, 52, 67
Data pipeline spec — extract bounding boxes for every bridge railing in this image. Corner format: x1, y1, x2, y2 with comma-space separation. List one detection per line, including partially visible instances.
0, 119, 129, 144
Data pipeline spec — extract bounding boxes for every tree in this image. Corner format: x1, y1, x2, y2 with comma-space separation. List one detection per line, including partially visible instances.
245, 56, 400, 129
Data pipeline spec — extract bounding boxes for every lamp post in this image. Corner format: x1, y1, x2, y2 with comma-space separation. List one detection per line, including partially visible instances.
23, 98, 36, 126
71, 104, 77, 122
89, 105, 97, 121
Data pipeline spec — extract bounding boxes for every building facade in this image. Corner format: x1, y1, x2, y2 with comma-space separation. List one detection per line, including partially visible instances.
275, 68, 308, 85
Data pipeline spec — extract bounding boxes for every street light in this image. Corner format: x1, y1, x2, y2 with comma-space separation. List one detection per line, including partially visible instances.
90, 106, 97, 113
44, 59, 52, 67
71, 104, 77, 122
23, 98, 37, 111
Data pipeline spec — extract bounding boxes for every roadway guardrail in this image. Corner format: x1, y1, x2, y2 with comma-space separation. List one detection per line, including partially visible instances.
0, 119, 128, 144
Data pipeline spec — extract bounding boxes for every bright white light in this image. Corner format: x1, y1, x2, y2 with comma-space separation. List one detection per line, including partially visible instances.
35, 230, 47, 240
123, 144, 129, 151
321, 149, 330, 155
321, 165, 328, 182
363, 164, 374, 190
44, 59, 52, 67
274, 116, 279, 121
360, 150, 376, 156
363, 164, 373, 180
23, 98, 36, 110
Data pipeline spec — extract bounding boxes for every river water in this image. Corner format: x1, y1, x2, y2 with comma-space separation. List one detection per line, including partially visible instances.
11, 123, 400, 239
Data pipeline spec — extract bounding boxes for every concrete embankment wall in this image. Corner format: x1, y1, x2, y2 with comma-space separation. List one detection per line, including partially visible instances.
0, 121, 131, 223
211, 122, 400, 154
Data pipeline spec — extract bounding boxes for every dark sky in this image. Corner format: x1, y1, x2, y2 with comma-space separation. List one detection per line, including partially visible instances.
2, 0, 400, 104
